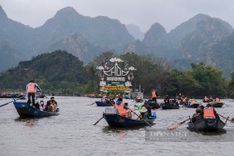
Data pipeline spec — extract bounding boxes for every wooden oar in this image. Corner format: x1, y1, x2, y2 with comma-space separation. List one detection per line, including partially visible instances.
167, 117, 190, 130
88, 102, 95, 106
0, 100, 14, 108
128, 108, 152, 127
93, 115, 104, 125
217, 113, 234, 123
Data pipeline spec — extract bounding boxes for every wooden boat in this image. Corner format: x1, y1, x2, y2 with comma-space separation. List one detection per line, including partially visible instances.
161, 102, 180, 109
0, 93, 25, 99
135, 98, 143, 103
103, 108, 156, 127
187, 118, 227, 131
13, 100, 59, 118
148, 99, 160, 109
208, 102, 224, 108
183, 102, 200, 108
95, 101, 113, 106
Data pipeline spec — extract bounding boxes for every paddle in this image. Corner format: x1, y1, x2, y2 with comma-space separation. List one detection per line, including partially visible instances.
0, 100, 14, 108
217, 113, 234, 123
93, 115, 104, 125
128, 108, 152, 127
167, 117, 190, 130
88, 102, 95, 106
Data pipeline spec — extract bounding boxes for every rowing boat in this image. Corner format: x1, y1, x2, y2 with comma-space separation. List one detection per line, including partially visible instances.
187, 118, 226, 131
13, 100, 59, 118
103, 108, 156, 127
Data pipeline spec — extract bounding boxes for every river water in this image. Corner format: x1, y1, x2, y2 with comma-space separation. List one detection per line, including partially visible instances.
0, 97, 234, 156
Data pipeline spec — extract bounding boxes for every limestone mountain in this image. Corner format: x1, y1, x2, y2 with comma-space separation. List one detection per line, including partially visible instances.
171, 15, 234, 74
126, 24, 144, 41
142, 22, 174, 57
0, 50, 87, 91
0, 40, 21, 72
126, 14, 234, 76
1, 5, 234, 77
0, 6, 134, 72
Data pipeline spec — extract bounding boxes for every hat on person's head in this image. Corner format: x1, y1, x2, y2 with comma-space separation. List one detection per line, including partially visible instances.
141, 106, 147, 113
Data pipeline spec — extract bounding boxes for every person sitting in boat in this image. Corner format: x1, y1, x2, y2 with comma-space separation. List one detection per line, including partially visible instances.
182, 96, 188, 105
177, 93, 182, 101
140, 106, 148, 119
215, 97, 220, 103
46, 97, 58, 112
203, 104, 219, 119
191, 108, 203, 123
142, 100, 152, 119
114, 97, 129, 117
109, 97, 116, 105
124, 102, 131, 118
40, 100, 46, 111
136, 94, 142, 102
101, 95, 107, 103
131, 105, 142, 120
164, 95, 170, 104
33, 99, 40, 109
203, 96, 209, 102
209, 96, 214, 102
189, 99, 197, 106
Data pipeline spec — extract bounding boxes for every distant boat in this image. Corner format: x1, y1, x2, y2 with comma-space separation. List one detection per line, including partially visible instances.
161, 102, 180, 109
208, 102, 224, 108
103, 108, 156, 127
95, 101, 113, 107
0, 93, 25, 99
13, 100, 59, 118
182, 102, 200, 108
148, 99, 160, 109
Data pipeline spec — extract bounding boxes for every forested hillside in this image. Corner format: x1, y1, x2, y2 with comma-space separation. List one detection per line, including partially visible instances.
1, 50, 234, 98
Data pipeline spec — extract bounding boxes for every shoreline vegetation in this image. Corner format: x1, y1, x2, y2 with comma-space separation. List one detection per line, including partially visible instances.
1, 50, 234, 98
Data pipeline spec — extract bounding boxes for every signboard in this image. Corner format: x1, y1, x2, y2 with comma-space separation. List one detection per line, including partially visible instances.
96, 57, 136, 93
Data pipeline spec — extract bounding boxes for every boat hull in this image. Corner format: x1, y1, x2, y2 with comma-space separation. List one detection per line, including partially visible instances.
183, 103, 200, 108
188, 118, 225, 131
95, 101, 113, 106
13, 101, 59, 118
209, 102, 224, 108
161, 102, 180, 109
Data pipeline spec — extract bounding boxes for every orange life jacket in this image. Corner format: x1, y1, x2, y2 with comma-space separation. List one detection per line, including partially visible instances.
152, 91, 157, 98
115, 102, 128, 117
190, 100, 196, 105
27, 83, 35, 93
203, 107, 216, 119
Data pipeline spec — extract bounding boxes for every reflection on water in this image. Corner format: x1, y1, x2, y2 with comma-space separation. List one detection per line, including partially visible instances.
15, 117, 38, 128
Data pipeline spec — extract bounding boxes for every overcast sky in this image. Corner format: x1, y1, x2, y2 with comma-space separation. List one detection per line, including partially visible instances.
1, 0, 234, 33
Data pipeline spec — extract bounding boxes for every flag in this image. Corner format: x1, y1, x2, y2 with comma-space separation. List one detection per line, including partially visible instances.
165, 64, 169, 71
